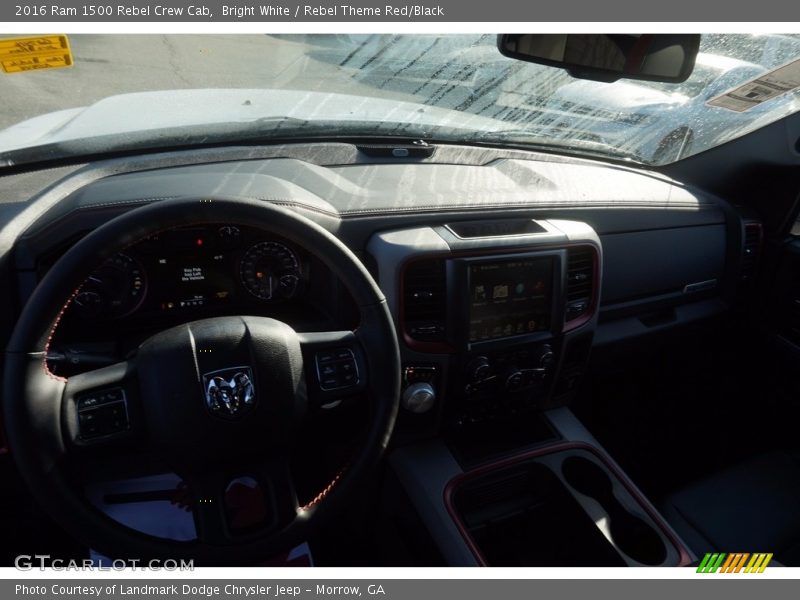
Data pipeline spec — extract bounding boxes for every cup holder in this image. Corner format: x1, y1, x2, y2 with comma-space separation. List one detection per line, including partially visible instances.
561, 455, 667, 565
451, 462, 626, 566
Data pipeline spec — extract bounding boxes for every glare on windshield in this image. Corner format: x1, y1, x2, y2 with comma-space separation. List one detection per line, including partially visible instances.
0, 33, 799, 166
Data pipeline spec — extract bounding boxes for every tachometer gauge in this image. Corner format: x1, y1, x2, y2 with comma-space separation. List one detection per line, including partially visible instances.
240, 242, 302, 301
73, 254, 147, 319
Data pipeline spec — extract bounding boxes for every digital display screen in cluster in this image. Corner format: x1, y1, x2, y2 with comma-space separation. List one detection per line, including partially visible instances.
146, 228, 237, 311
160, 257, 236, 310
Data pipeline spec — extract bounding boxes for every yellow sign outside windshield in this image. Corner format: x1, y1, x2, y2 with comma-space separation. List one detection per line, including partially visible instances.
0, 35, 72, 74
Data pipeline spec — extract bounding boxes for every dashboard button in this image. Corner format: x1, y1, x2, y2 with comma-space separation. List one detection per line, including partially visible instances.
401, 382, 436, 414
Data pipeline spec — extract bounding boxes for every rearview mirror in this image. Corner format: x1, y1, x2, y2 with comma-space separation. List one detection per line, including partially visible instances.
497, 34, 700, 83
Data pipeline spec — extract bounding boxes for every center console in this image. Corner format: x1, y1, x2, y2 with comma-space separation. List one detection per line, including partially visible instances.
389, 408, 693, 567
367, 218, 600, 435
367, 218, 693, 567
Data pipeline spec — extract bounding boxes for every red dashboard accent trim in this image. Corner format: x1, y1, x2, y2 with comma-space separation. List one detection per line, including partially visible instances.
442, 441, 693, 567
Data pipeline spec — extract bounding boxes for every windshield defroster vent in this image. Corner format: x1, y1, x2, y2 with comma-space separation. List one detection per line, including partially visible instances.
565, 246, 596, 329
403, 258, 447, 344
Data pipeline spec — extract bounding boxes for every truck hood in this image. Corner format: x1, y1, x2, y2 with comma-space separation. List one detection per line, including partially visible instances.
0, 88, 509, 162
550, 79, 690, 112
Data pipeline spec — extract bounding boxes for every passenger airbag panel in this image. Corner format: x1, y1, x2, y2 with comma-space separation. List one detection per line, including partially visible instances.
600, 225, 726, 305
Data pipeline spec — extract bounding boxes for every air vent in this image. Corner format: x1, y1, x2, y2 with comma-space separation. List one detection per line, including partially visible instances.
741, 222, 763, 282
403, 259, 447, 343
565, 246, 595, 325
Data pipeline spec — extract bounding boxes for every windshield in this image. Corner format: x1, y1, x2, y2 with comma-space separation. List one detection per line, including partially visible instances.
1, 33, 799, 167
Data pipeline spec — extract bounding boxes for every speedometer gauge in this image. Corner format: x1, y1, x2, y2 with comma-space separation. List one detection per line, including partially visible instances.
239, 242, 302, 301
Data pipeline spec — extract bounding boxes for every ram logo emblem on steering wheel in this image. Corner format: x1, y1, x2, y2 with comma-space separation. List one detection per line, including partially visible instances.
202, 367, 256, 419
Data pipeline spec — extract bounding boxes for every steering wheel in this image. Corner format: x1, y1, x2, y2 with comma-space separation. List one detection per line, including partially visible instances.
3, 197, 401, 564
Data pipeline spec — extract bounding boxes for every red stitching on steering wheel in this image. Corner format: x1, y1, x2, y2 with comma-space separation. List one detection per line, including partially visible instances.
43, 290, 81, 383
299, 467, 347, 512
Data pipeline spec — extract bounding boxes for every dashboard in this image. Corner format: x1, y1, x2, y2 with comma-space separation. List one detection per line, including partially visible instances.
0, 141, 760, 450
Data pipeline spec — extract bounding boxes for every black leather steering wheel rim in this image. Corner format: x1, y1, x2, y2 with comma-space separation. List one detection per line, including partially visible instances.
3, 196, 401, 564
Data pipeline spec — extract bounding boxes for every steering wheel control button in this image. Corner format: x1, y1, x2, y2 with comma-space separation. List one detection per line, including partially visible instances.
77, 396, 98, 410
77, 387, 124, 409
315, 348, 360, 391
76, 387, 129, 440
316, 351, 336, 363
320, 364, 337, 377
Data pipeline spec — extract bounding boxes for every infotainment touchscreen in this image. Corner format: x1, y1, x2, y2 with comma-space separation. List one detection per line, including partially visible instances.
468, 257, 553, 342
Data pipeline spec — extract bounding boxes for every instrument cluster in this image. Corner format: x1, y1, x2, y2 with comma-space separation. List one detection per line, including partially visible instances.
69, 224, 307, 321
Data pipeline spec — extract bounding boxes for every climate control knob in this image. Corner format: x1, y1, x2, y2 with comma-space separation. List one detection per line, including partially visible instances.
467, 356, 491, 382
538, 344, 555, 369
504, 369, 525, 392
402, 382, 436, 414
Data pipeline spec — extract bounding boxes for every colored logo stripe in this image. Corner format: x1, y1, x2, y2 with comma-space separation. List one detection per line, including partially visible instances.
721, 553, 749, 573
745, 553, 773, 573
697, 553, 726, 573
697, 553, 773, 573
